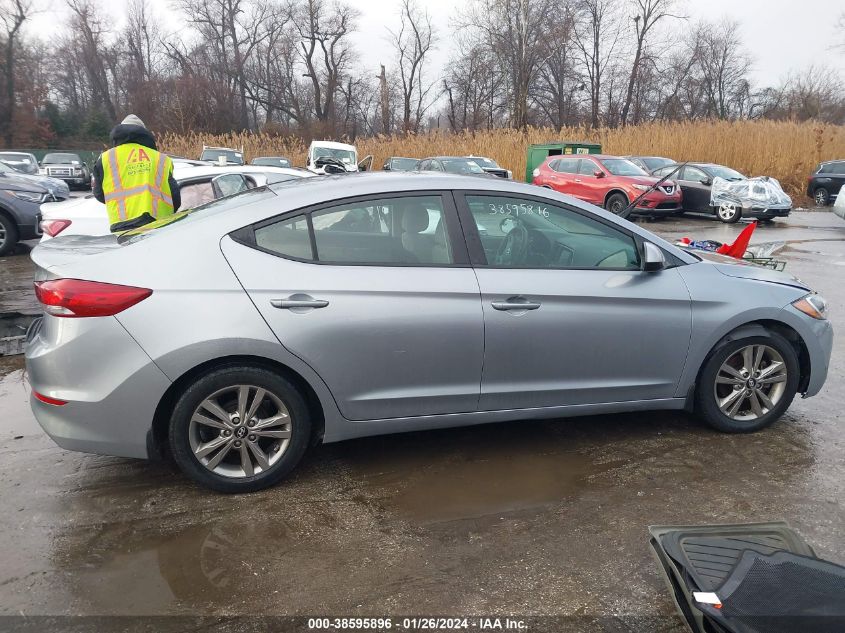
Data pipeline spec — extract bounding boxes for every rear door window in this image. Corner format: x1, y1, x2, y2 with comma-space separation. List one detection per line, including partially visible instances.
553, 158, 579, 174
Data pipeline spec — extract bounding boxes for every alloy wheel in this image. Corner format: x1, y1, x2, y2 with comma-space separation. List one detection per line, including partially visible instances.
714, 344, 788, 422
0, 224, 6, 245
188, 384, 292, 478
814, 189, 829, 206
717, 203, 738, 221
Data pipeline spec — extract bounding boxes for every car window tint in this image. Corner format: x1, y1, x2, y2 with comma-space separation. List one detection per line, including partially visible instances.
578, 160, 598, 176
180, 181, 215, 208
653, 166, 674, 178
466, 195, 640, 270
255, 216, 313, 260
553, 158, 578, 174
312, 196, 453, 265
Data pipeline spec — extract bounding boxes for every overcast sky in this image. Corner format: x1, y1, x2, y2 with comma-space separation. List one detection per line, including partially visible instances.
28, 0, 845, 89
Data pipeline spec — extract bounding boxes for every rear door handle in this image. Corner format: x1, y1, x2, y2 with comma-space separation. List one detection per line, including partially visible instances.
271, 296, 329, 309
574, 179, 582, 182
492, 299, 541, 311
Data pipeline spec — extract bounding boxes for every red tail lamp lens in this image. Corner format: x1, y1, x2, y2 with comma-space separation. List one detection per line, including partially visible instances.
34, 279, 152, 318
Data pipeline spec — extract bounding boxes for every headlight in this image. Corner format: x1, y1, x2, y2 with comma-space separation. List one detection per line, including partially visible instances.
2, 189, 45, 203
632, 184, 652, 191
792, 293, 827, 320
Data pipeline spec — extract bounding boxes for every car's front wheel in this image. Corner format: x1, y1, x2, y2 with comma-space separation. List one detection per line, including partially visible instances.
605, 193, 628, 215
695, 332, 799, 433
169, 366, 311, 493
715, 202, 741, 223
0, 213, 19, 257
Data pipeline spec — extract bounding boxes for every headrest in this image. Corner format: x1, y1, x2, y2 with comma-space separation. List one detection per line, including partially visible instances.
401, 204, 430, 233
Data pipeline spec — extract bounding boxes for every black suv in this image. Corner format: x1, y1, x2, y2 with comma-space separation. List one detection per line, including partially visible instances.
807, 160, 845, 206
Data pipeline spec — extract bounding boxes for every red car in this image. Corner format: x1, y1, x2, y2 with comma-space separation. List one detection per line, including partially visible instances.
532, 154, 682, 216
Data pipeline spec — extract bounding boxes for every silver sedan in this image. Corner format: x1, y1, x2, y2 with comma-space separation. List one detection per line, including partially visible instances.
26, 173, 833, 492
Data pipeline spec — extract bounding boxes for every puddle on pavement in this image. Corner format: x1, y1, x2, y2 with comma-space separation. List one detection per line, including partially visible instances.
52, 518, 297, 613
344, 424, 623, 523
0, 355, 40, 437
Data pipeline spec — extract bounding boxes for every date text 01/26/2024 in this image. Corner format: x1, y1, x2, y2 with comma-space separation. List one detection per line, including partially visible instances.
307, 617, 528, 630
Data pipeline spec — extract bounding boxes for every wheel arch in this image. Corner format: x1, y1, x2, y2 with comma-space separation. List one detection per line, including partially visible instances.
685, 319, 811, 410
149, 354, 326, 460
603, 189, 629, 206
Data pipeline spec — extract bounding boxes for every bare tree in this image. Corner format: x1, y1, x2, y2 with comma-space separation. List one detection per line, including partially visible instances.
388, 0, 436, 133
534, 2, 581, 128
619, 0, 681, 126
295, 0, 358, 132
65, 0, 117, 122
0, 0, 34, 144
697, 18, 752, 119
574, 0, 623, 128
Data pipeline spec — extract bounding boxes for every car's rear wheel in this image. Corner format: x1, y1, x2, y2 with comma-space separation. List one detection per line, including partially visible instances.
716, 202, 741, 223
0, 214, 19, 257
813, 188, 830, 207
605, 193, 628, 215
169, 366, 311, 493
695, 332, 799, 433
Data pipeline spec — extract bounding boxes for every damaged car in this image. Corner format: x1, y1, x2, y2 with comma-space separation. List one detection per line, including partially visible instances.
653, 163, 792, 223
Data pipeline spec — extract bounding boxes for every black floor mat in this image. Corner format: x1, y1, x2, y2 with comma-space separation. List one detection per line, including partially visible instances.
707, 551, 845, 633
648, 523, 834, 633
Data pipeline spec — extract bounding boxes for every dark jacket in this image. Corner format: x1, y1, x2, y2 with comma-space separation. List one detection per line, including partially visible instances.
93, 123, 181, 232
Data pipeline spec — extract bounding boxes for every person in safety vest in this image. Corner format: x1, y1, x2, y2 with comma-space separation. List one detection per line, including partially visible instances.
92, 114, 181, 232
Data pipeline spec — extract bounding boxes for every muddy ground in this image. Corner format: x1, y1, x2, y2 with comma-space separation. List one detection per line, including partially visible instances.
0, 211, 842, 631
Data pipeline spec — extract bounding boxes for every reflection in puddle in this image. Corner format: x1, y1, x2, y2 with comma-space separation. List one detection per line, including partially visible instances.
346, 426, 623, 523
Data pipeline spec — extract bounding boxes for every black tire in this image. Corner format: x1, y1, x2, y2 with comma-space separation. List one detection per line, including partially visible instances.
169, 365, 311, 493
0, 213, 19, 257
695, 331, 799, 433
813, 187, 830, 207
605, 192, 628, 215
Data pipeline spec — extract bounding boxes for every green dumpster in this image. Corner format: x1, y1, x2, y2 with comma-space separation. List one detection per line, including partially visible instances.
525, 142, 602, 182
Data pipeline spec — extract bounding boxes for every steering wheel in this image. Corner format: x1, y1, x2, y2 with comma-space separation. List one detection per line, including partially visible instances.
496, 220, 530, 265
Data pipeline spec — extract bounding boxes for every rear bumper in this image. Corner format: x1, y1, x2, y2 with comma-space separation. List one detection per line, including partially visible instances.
25, 314, 170, 459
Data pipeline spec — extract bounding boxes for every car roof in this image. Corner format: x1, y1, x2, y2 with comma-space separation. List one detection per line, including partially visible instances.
173, 165, 314, 181
310, 140, 356, 151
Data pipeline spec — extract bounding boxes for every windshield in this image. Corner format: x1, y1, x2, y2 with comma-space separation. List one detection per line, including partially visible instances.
43, 153, 81, 164
640, 157, 674, 171
707, 165, 745, 181
600, 158, 647, 177
0, 152, 34, 165
468, 157, 498, 168
0, 160, 25, 174
200, 149, 244, 164
441, 159, 485, 174
389, 158, 419, 171
252, 157, 291, 168
313, 147, 356, 165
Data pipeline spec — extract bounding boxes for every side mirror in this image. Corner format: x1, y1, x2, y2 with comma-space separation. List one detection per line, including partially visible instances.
642, 242, 666, 272
594, 170, 605, 178
701, 178, 712, 186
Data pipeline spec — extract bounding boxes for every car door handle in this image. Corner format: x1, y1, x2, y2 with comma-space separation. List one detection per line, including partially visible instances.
574, 179, 582, 182
271, 297, 329, 309
492, 299, 541, 311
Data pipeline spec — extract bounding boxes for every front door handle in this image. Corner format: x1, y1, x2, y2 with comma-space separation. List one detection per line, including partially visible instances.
492, 298, 541, 311
271, 295, 329, 310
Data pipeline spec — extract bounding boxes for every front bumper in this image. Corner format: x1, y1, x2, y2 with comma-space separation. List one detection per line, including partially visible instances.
25, 314, 170, 459
742, 206, 791, 218
631, 201, 683, 216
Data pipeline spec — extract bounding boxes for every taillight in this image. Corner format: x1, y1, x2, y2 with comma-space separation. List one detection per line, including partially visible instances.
40, 219, 72, 237
33, 279, 152, 318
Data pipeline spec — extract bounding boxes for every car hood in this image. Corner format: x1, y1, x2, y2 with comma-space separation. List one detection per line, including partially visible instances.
0, 173, 49, 193
11, 173, 69, 197
619, 175, 667, 187
689, 249, 809, 291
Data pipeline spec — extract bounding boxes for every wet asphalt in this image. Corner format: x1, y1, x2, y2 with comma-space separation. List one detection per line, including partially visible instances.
0, 211, 842, 629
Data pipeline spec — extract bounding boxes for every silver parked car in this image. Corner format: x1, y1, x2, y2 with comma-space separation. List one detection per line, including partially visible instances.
26, 174, 833, 492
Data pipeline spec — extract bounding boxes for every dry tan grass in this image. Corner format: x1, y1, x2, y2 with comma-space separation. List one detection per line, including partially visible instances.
159, 121, 845, 198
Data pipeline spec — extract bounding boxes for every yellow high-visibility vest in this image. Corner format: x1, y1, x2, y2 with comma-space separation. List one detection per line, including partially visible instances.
101, 143, 174, 230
